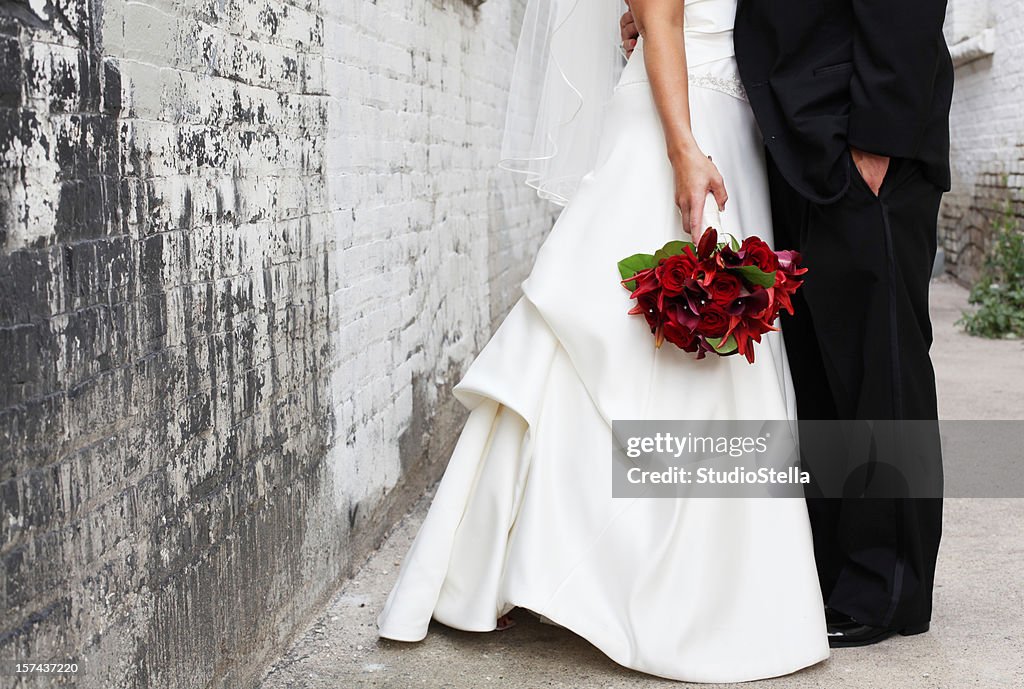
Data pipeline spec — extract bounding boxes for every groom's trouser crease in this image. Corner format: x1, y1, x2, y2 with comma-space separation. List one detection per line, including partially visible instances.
767, 153, 943, 632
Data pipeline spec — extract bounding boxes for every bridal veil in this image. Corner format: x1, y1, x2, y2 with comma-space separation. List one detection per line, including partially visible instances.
500, 0, 626, 205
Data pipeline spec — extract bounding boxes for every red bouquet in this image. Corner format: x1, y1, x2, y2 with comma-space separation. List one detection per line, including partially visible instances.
618, 227, 806, 363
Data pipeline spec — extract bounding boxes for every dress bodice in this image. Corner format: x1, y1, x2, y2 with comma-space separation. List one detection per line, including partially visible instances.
684, 0, 738, 37
682, 0, 738, 69
618, 0, 744, 101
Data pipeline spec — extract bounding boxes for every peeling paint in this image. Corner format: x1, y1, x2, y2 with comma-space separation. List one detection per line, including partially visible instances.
1, 1, 549, 688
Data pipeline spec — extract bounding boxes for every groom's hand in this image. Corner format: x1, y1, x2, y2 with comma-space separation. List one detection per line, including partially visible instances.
620, 2, 639, 57
851, 147, 890, 197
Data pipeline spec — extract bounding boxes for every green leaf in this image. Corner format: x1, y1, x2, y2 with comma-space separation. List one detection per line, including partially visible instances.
617, 253, 657, 290
729, 265, 777, 288
707, 335, 738, 354
653, 240, 695, 262
715, 232, 741, 252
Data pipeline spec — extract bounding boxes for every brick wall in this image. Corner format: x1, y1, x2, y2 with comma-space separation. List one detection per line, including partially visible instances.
0, 1, 550, 687
942, 0, 1024, 282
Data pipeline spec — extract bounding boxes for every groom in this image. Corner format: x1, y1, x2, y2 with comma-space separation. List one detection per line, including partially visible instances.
621, 1, 953, 647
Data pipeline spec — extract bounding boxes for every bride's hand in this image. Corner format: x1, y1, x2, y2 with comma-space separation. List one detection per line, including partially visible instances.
670, 144, 728, 241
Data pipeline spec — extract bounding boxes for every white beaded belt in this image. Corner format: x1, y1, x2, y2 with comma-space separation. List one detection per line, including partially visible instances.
688, 71, 748, 101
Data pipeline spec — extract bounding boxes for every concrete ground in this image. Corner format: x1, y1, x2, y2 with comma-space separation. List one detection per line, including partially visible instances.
259, 278, 1024, 689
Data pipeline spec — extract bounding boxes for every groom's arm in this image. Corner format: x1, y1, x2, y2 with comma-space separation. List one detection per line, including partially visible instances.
620, 5, 639, 56
847, 0, 949, 159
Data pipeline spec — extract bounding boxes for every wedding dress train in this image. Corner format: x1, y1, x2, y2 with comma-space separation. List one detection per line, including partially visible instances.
378, 1, 830, 682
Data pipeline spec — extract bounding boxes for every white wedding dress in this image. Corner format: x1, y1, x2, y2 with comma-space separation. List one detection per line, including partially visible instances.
378, 0, 830, 682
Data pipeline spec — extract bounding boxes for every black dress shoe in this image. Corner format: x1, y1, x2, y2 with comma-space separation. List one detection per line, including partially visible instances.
826, 609, 930, 648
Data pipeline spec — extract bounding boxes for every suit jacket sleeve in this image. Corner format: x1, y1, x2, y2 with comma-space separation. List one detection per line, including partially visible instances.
847, 0, 949, 158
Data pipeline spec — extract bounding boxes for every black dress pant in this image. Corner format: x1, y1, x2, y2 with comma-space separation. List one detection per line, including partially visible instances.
767, 152, 944, 631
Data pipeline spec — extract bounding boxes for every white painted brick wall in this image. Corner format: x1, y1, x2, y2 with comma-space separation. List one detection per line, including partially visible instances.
0, 1, 552, 687
942, 0, 1024, 280
321, 0, 552, 532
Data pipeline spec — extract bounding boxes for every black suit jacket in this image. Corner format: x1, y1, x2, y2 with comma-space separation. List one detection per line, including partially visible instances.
734, 0, 954, 203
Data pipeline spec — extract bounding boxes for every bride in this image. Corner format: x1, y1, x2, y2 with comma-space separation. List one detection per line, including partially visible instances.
377, 0, 830, 682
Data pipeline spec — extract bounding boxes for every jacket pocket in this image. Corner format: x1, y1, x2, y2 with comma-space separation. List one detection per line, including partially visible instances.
813, 61, 854, 77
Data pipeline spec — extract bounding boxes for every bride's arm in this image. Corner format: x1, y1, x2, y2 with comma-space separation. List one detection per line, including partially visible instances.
628, 0, 727, 239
